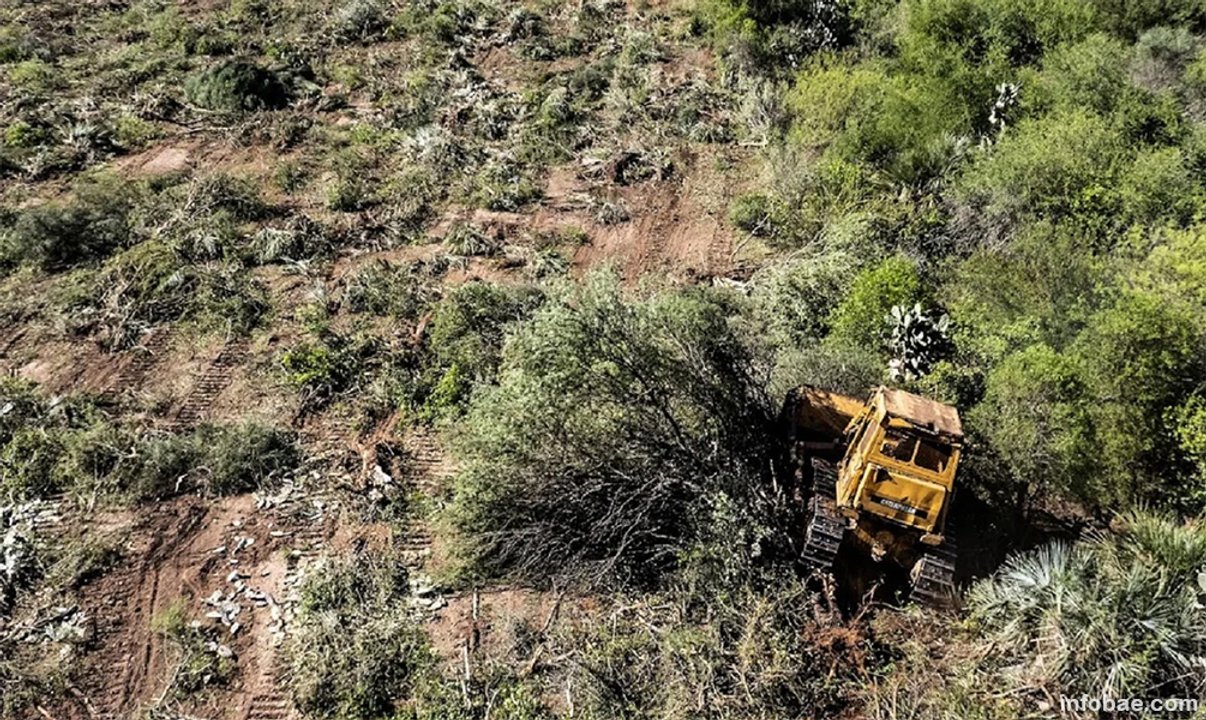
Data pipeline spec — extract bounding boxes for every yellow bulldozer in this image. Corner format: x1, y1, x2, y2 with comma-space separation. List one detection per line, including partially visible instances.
782, 385, 963, 606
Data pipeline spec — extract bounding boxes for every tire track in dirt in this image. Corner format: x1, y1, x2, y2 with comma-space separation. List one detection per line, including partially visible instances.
104, 327, 172, 400
86, 503, 207, 719
238, 476, 339, 720
170, 338, 249, 429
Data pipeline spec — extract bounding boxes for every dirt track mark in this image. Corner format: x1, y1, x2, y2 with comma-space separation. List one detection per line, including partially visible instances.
240, 489, 336, 720
171, 338, 249, 429
0, 325, 29, 358
705, 223, 732, 277
105, 327, 172, 399
87, 504, 207, 719
401, 430, 456, 495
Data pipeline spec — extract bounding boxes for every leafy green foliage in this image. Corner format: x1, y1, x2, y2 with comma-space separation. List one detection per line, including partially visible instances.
427, 282, 543, 386
448, 273, 775, 587
185, 60, 289, 112
827, 255, 922, 350
281, 330, 380, 411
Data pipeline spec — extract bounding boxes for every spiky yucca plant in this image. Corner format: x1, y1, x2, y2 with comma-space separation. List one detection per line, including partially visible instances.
966, 511, 1206, 705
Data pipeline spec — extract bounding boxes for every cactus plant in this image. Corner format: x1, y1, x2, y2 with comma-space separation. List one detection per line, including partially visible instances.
887, 303, 951, 381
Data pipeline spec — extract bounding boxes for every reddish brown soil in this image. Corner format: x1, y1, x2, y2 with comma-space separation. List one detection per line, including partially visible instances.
63, 495, 292, 719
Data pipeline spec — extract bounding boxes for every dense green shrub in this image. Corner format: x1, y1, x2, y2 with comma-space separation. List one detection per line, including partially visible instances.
448, 274, 776, 586
331, 0, 393, 44
185, 60, 289, 112
956, 110, 1131, 228
281, 329, 382, 411
968, 344, 1094, 500
827, 255, 923, 350
700, 0, 851, 70
746, 248, 860, 371
2, 180, 135, 271
427, 282, 543, 384
87, 422, 298, 501
191, 423, 300, 495
940, 223, 1101, 362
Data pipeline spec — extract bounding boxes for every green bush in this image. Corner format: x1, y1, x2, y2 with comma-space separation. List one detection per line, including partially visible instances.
331, 0, 393, 44
956, 109, 1131, 229
1171, 394, 1206, 505
448, 274, 775, 586
0, 378, 296, 503
470, 157, 542, 211
113, 423, 297, 501
0, 428, 64, 501
968, 344, 1094, 500
700, 0, 851, 71
729, 192, 773, 236
2, 180, 135, 271
442, 223, 500, 257
192, 423, 299, 495
1093, 0, 1206, 39
427, 282, 543, 384
940, 223, 1101, 363
75, 240, 268, 350
1031, 33, 1133, 115
281, 330, 380, 411
185, 60, 289, 112
1069, 290, 1205, 504
749, 248, 859, 348
827, 255, 922, 350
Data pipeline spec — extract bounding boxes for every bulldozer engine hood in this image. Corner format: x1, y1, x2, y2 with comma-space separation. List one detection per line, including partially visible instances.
858, 464, 948, 531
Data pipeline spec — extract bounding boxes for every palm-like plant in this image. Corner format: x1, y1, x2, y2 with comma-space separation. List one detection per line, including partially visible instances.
966, 511, 1206, 708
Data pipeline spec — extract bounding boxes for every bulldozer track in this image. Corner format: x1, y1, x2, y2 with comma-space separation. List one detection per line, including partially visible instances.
705, 228, 730, 277
106, 327, 171, 398
401, 430, 455, 494
92, 615, 135, 720
241, 496, 338, 720
910, 530, 958, 608
170, 339, 248, 429
397, 520, 434, 566
244, 653, 296, 720
88, 563, 148, 718
802, 459, 846, 573
304, 415, 360, 459
83, 505, 205, 720
0, 325, 30, 363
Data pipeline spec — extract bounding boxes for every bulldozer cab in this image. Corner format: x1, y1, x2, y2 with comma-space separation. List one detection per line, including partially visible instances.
835, 388, 962, 540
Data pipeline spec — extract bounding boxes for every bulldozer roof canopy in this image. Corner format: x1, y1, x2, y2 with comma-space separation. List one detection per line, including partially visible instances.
877, 387, 963, 439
